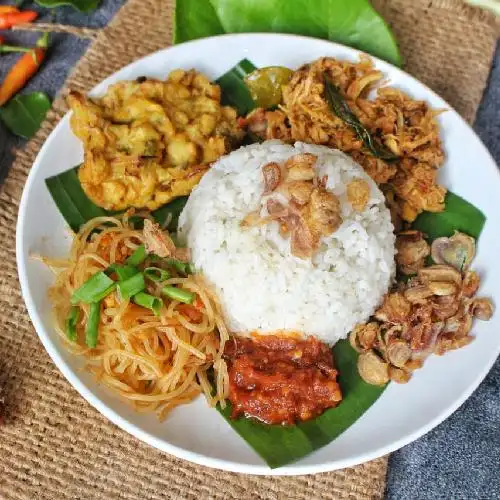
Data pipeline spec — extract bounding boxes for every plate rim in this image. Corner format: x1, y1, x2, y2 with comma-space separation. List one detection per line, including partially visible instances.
15, 32, 500, 475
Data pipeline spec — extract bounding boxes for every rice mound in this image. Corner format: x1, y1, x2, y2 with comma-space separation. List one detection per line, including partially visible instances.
178, 141, 395, 344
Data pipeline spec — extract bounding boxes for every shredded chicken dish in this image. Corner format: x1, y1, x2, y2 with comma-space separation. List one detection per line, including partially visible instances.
245, 56, 446, 225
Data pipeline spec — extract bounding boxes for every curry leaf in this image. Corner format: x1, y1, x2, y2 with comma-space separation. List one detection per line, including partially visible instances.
45, 166, 187, 233
34, 0, 101, 12
217, 339, 386, 469
0, 92, 51, 139
412, 192, 486, 241
324, 75, 399, 161
174, 0, 401, 66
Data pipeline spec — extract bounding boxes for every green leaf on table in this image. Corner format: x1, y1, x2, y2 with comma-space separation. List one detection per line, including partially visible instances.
45, 166, 187, 233
412, 192, 486, 241
215, 59, 257, 115
0, 92, 51, 139
174, 0, 401, 66
217, 339, 386, 468
34, 0, 101, 12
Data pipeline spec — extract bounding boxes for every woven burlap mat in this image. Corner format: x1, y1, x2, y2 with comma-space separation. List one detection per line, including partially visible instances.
1, 1, 498, 498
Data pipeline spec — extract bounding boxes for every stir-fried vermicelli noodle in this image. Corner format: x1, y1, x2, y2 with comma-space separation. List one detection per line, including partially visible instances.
43, 214, 229, 420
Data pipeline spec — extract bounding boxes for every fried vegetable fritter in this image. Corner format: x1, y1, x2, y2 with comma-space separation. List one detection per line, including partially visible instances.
245, 56, 446, 223
68, 70, 244, 210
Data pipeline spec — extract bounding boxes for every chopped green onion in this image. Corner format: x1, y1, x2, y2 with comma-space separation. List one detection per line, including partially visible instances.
107, 263, 139, 281
165, 258, 191, 275
85, 301, 101, 348
133, 292, 163, 316
126, 245, 147, 266
117, 273, 146, 301
65, 306, 80, 342
144, 267, 170, 282
71, 271, 116, 305
161, 285, 195, 304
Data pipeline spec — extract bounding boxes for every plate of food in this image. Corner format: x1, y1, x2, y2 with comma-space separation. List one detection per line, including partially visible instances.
16, 33, 499, 475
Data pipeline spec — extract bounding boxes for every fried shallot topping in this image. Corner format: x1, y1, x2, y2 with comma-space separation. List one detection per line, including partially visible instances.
242, 153, 343, 259
262, 162, 282, 194
143, 219, 190, 261
395, 230, 430, 275
351, 252, 494, 385
346, 178, 370, 212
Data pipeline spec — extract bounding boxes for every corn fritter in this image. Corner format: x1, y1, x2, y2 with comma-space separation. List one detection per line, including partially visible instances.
68, 69, 244, 211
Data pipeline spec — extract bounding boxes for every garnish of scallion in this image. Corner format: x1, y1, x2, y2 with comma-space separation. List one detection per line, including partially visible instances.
71, 271, 116, 305
117, 273, 146, 301
133, 292, 163, 316
126, 245, 147, 266
106, 263, 138, 281
144, 267, 170, 282
65, 306, 80, 342
165, 258, 194, 275
161, 285, 195, 304
85, 301, 101, 348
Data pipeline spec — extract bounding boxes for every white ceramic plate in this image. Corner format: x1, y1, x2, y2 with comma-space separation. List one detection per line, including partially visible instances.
16, 33, 500, 475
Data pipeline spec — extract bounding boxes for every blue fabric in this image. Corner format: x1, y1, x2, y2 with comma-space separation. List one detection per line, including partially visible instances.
0, 2, 498, 496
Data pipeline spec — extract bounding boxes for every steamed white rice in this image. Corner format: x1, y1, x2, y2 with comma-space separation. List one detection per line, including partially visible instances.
178, 141, 395, 344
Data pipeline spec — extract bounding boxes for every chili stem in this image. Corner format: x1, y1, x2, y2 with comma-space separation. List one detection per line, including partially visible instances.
0, 45, 32, 54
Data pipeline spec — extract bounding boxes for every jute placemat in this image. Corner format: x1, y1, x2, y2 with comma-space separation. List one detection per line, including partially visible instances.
1, 1, 498, 498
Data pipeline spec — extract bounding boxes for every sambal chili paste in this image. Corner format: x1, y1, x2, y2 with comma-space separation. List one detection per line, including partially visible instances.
224, 335, 342, 425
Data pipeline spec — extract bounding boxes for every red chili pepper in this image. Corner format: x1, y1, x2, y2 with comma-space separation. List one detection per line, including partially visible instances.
0, 35, 4, 45
0, 32, 49, 106
0, 10, 37, 29
0, 6, 20, 15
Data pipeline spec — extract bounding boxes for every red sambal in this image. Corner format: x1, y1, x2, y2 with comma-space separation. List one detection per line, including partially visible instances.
224, 335, 342, 425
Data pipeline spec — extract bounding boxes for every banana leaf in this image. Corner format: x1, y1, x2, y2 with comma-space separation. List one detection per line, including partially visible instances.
0, 92, 51, 139
216, 59, 256, 115
45, 166, 187, 233
412, 192, 485, 241
174, 0, 402, 67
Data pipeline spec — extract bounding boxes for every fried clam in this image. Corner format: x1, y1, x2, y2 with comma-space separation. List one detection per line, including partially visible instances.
349, 322, 379, 352
385, 340, 412, 368
244, 56, 446, 222
395, 230, 430, 275
431, 231, 476, 271
374, 292, 411, 323
469, 297, 494, 320
355, 256, 494, 384
388, 366, 412, 384
357, 350, 389, 386
68, 70, 244, 211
